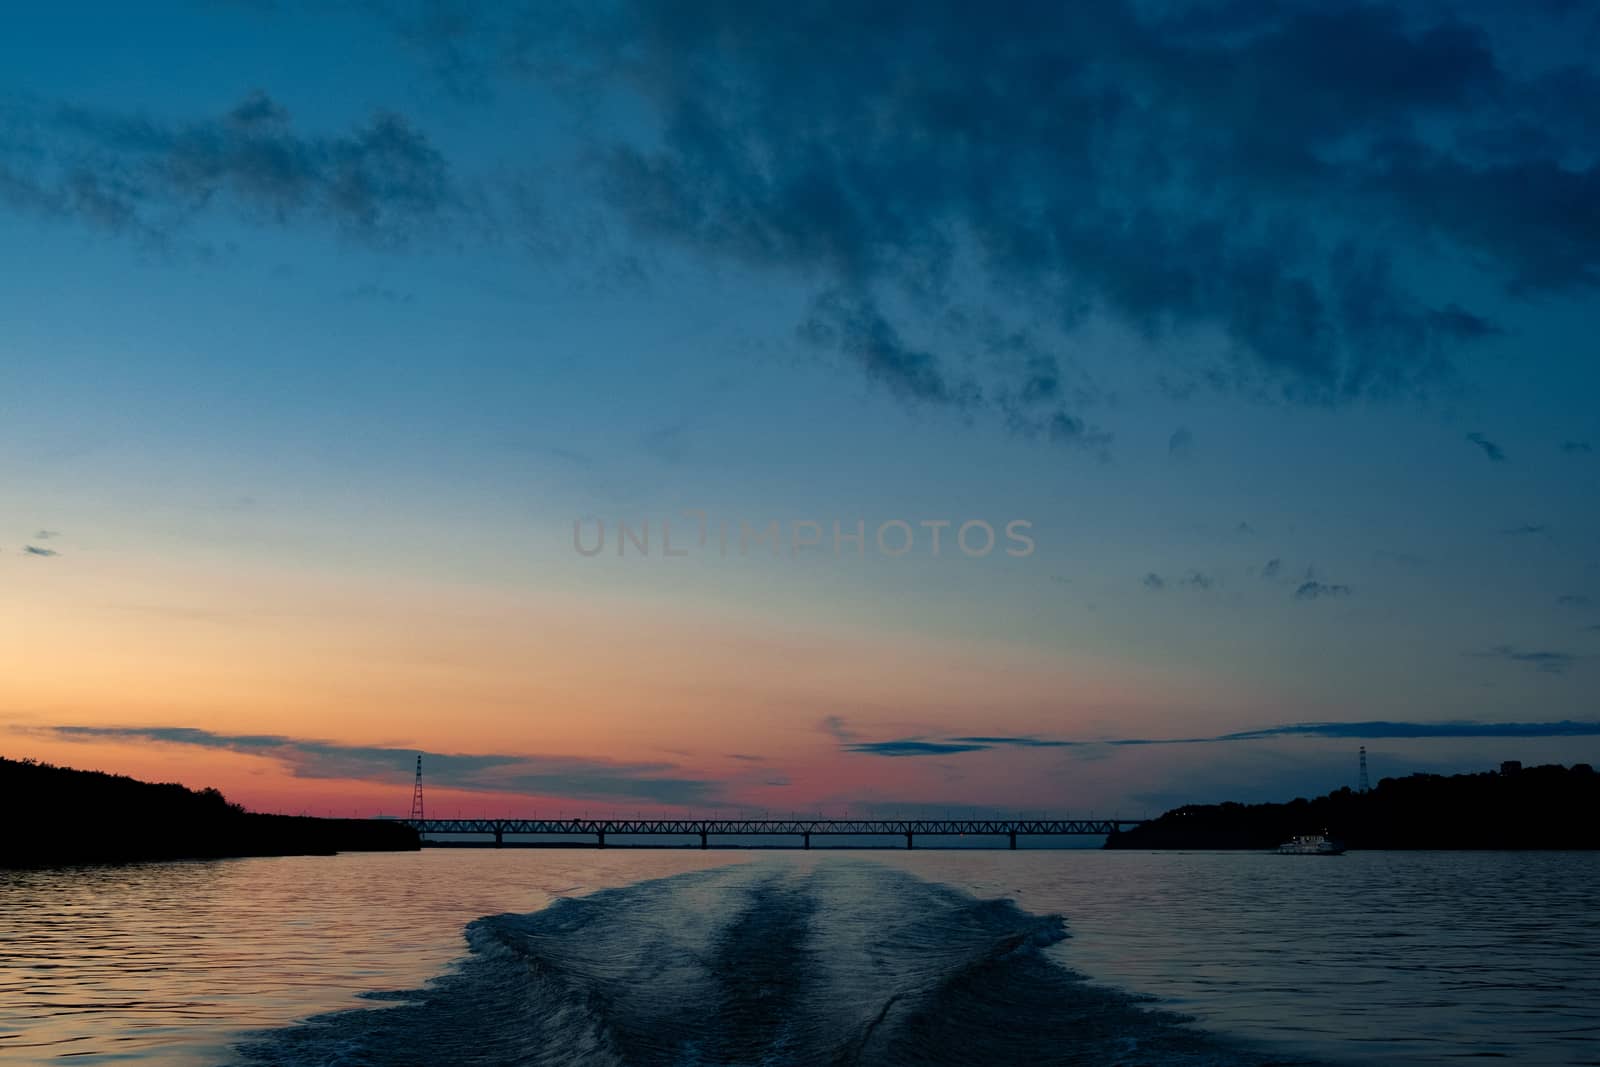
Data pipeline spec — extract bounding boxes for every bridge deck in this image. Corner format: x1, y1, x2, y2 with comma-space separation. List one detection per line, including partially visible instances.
400, 817, 1141, 847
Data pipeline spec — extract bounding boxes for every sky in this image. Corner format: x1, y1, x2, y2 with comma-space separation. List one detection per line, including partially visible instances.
3, 0, 1598, 819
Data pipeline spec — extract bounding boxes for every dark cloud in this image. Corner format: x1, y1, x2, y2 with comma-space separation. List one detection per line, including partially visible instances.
1261, 558, 1283, 579
15, 2, 1600, 444
1293, 580, 1351, 600
1561, 440, 1593, 454
1469, 645, 1580, 675
841, 719, 1600, 757
1502, 523, 1548, 535
0, 90, 454, 246
948, 736, 1078, 749
443, 0, 1600, 411
23, 545, 59, 557
844, 739, 992, 757
798, 289, 977, 408
1143, 570, 1215, 592
1557, 594, 1593, 608
1466, 432, 1506, 462
46, 726, 720, 805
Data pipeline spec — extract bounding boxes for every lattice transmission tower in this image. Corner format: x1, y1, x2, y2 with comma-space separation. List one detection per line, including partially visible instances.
409, 754, 425, 821
1358, 746, 1370, 794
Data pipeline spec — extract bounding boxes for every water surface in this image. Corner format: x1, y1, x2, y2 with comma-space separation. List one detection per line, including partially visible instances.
1, 850, 1595, 1064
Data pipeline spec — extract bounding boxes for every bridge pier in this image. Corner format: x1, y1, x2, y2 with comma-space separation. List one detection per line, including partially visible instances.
802, 832, 810, 850
1009, 831, 1017, 850
597, 830, 606, 848
905, 832, 914, 849
494, 826, 504, 848
699, 831, 708, 849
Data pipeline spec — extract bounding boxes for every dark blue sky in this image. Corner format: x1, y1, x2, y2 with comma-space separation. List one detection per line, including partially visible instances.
3, 1, 1597, 814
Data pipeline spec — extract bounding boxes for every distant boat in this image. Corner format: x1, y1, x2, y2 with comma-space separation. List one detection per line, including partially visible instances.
1277, 832, 1346, 855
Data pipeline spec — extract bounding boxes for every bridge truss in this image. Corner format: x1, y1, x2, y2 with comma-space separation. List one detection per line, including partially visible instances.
399, 817, 1143, 849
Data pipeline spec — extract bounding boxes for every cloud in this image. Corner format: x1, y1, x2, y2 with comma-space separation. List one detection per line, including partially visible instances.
1466, 432, 1506, 462
798, 289, 978, 408
472, 0, 1600, 409
23, 545, 59, 557
33, 529, 60, 539
844, 739, 992, 757
1557, 594, 1592, 608
44, 725, 721, 805
1469, 645, 1580, 675
1293, 580, 1351, 600
1168, 427, 1194, 459
1143, 570, 1214, 592
16, 1, 1600, 446
817, 716, 858, 744
948, 736, 1078, 749
1502, 523, 1548, 536
839, 719, 1600, 757
1261, 558, 1282, 579
0, 90, 454, 246
1561, 440, 1593, 454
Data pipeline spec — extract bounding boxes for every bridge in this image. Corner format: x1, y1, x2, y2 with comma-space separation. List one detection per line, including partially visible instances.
400, 817, 1144, 849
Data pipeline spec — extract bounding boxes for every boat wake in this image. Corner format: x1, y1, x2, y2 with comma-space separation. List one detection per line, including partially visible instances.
235, 862, 1309, 1065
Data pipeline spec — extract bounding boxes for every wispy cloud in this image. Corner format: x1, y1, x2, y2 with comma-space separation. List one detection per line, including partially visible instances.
1503, 523, 1548, 536
1466, 432, 1506, 462
0, 91, 454, 247
482, 0, 1555, 406
43, 726, 721, 805
840, 720, 1600, 757
1560, 441, 1592, 454
1557, 594, 1592, 608
1293, 580, 1351, 600
1469, 646, 1580, 675
818, 716, 858, 744
845, 739, 992, 757
23, 545, 59, 557
1144, 570, 1214, 592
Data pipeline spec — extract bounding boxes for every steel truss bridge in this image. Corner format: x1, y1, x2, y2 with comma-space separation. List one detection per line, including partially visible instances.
401, 817, 1144, 849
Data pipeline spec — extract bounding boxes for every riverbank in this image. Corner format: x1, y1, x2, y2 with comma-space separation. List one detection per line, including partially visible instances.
0, 756, 417, 868
1106, 762, 1599, 850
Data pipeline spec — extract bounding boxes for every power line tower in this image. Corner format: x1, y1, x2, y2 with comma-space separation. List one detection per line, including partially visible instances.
1358, 746, 1371, 794
409, 754, 425, 821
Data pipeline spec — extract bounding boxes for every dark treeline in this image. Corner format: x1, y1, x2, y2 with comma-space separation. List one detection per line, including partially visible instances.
1, 756, 418, 868
1107, 763, 1599, 850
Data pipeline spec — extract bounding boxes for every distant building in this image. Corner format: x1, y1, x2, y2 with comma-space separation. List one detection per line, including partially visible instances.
1500, 760, 1522, 775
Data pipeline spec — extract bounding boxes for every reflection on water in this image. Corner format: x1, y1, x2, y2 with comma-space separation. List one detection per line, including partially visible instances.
0, 850, 1595, 1065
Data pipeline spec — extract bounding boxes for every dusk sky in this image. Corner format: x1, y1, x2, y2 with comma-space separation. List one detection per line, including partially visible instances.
4, 0, 1598, 819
